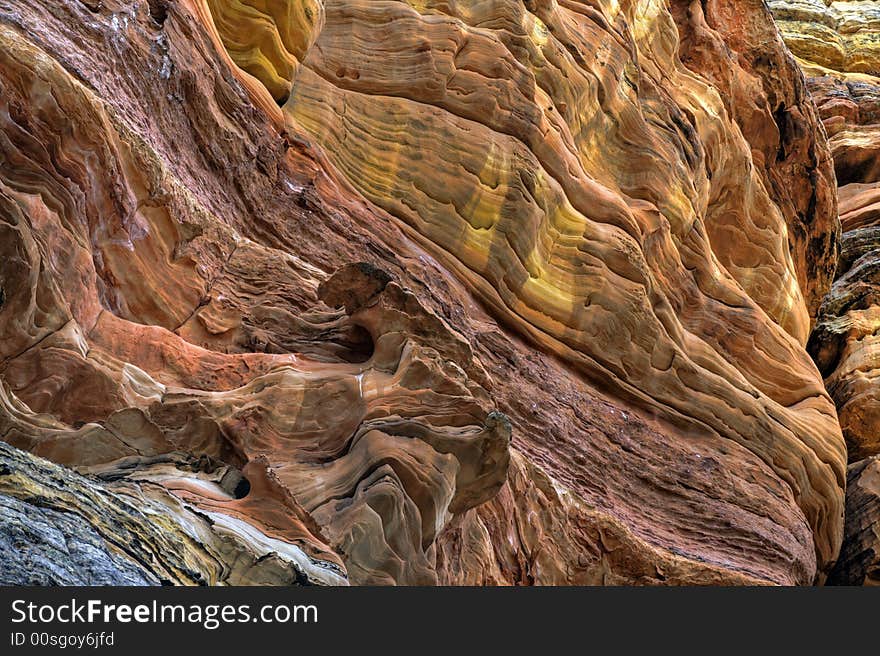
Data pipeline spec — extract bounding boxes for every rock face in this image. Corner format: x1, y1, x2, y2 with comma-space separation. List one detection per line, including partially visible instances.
0, 441, 344, 585
771, 1, 880, 76
0, 0, 847, 585
828, 456, 880, 585
770, 0, 880, 584
772, 1, 880, 462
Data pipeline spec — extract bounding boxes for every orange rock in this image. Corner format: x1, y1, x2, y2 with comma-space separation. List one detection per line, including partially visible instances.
0, 0, 848, 584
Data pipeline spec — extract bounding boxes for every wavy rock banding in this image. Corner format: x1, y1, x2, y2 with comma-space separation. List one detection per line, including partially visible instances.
0, 0, 849, 584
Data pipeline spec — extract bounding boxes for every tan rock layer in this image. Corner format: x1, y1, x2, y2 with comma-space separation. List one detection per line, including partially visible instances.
828, 455, 880, 585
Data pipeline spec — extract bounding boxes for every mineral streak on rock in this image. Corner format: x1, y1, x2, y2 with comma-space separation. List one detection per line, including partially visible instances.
0, 0, 848, 585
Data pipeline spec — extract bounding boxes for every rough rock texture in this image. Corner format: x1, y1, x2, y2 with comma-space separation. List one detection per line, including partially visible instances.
0, 0, 847, 585
771, 1, 880, 76
827, 456, 880, 585
771, 1, 880, 462
0, 440, 343, 585
771, 0, 880, 585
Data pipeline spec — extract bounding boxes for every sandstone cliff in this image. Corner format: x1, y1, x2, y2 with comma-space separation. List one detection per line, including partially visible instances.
770, 0, 880, 585
0, 0, 853, 585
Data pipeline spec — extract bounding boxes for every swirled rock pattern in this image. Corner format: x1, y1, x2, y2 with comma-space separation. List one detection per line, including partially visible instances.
0, 0, 846, 585
771, 0, 880, 584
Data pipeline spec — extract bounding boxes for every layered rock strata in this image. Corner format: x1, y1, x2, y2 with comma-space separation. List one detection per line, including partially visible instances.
0, 0, 847, 584
0, 440, 345, 585
827, 455, 880, 585
771, 0, 880, 584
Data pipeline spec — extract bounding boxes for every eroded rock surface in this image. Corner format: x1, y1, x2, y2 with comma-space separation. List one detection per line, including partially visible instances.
771, 0, 880, 584
771, 1, 880, 76
827, 455, 880, 585
0, 0, 847, 584
772, 1, 880, 462
0, 440, 343, 585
